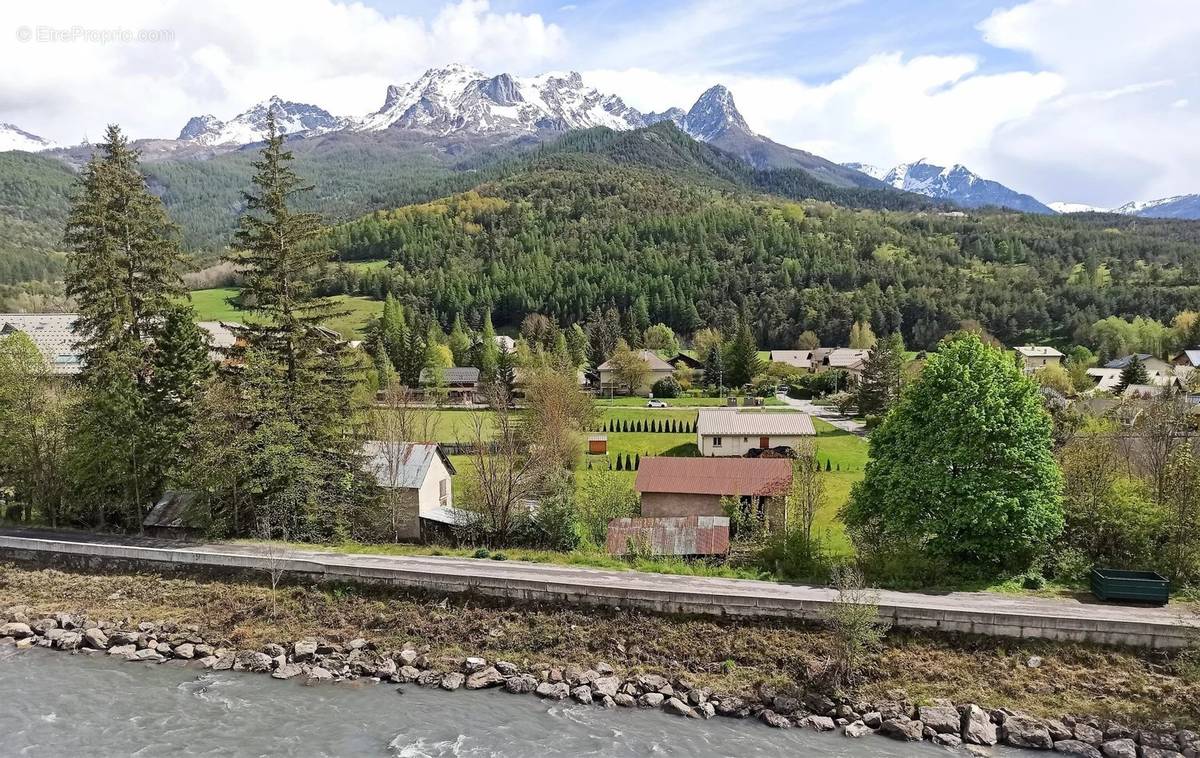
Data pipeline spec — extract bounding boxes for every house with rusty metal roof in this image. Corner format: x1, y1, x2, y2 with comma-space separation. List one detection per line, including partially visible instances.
635, 456, 793, 530
695, 408, 815, 456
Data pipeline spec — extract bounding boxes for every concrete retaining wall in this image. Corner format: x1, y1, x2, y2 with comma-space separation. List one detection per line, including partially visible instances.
1, 535, 1194, 649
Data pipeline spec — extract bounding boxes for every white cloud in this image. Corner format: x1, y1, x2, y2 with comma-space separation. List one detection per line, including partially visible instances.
0, 0, 565, 143
977, 0, 1200, 206
587, 53, 1063, 176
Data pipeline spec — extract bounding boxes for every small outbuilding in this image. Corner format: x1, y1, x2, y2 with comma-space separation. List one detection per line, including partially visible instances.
142, 490, 206, 539
606, 516, 730, 557
634, 456, 793, 529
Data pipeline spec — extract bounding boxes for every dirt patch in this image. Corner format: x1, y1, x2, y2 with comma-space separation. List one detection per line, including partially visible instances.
1, 562, 1196, 728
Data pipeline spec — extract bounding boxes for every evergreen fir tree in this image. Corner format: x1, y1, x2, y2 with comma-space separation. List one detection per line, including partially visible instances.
147, 304, 213, 484
228, 112, 362, 538
703, 346, 725, 391
62, 123, 190, 528
857, 332, 905, 417
478, 311, 500, 384
724, 321, 763, 388
1115, 355, 1150, 393
448, 313, 472, 367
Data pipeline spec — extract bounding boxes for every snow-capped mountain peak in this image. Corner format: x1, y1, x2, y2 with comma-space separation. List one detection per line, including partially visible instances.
843, 158, 1053, 214
680, 85, 750, 141
0, 122, 57, 152
177, 96, 348, 145
356, 64, 643, 135
1111, 194, 1200, 220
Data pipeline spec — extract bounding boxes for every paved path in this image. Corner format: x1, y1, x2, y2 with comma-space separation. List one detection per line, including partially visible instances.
0, 528, 1194, 648
775, 393, 867, 435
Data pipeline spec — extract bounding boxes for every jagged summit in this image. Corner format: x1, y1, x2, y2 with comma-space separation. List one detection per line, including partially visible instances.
177, 95, 348, 145
680, 85, 750, 141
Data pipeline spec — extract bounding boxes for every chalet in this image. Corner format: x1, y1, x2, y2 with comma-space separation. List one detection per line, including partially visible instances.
0, 313, 82, 375
695, 408, 815, 456
362, 441, 457, 540
769, 350, 815, 370
494, 335, 516, 354
1172, 350, 1200, 369
1104, 353, 1172, 374
1014, 345, 1064, 374
668, 352, 704, 370
597, 349, 674, 395
419, 366, 482, 404
634, 456, 792, 529
0, 313, 244, 376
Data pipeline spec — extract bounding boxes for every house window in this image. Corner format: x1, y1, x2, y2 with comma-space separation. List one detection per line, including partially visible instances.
711, 436, 722, 448
439, 478, 450, 506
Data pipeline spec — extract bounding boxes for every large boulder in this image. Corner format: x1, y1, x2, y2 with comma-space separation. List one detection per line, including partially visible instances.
440, 672, 465, 691
759, 710, 792, 729
798, 716, 836, 732
1003, 715, 1054, 750
1, 622, 33, 639
639, 692, 665, 709
173, 643, 195, 660
1140, 749, 1185, 758
1074, 724, 1103, 746
1054, 740, 1102, 758
571, 686, 593, 705
304, 666, 333, 685
636, 674, 668, 691
592, 676, 620, 698
844, 721, 872, 738
272, 663, 304, 680
1176, 731, 1199, 758
1100, 739, 1137, 758
463, 656, 487, 673
664, 697, 697, 718
934, 733, 964, 748
881, 718, 925, 742
962, 704, 998, 746
1139, 732, 1182, 751
465, 667, 505, 690
292, 640, 319, 661
535, 682, 570, 700
504, 674, 538, 695
919, 705, 960, 734
233, 650, 274, 673
714, 697, 750, 718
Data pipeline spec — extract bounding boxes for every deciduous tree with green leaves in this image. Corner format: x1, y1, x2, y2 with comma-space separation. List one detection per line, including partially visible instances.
843, 332, 1063, 572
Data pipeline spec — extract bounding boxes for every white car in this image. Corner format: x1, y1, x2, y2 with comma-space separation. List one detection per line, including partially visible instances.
646, 399, 668, 408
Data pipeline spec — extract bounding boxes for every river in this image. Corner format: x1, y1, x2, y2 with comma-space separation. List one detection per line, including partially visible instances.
1, 648, 1018, 757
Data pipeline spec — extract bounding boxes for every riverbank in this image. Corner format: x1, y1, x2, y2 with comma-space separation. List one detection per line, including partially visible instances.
2, 563, 1198, 754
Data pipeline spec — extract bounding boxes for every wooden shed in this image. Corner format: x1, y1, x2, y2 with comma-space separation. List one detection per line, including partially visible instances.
606, 516, 730, 557
587, 434, 608, 455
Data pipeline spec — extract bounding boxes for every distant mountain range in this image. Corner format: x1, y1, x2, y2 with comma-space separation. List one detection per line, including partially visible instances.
0, 63, 1197, 218
845, 159, 1053, 214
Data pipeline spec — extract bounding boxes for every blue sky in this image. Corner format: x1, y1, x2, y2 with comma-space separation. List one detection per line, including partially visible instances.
3, 0, 1198, 206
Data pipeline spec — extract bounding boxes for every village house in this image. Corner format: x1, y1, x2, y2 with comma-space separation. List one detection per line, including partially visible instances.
695, 408, 815, 456
362, 441, 457, 540
1, 313, 245, 376
634, 456, 793, 529
1014, 345, 1064, 374
597, 349, 674, 395
768, 350, 815, 370
419, 366, 482, 404
1104, 353, 1172, 374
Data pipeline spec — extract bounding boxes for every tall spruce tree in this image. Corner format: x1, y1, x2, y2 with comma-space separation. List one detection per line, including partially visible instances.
229, 112, 362, 538
857, 332, 905, 417
703, 345, 725, 391
478, 311, 500, 384
1115, 355, 1150, 394
724, 321, 762, 388
62, 124, 192, 529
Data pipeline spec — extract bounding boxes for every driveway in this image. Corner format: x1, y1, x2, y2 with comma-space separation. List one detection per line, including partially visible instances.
775, 393, 867, 435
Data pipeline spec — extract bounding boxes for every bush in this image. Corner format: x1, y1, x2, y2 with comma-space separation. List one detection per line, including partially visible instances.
472, 548, 491, 559
651, 376, 681, 398
577, 474, 638, 545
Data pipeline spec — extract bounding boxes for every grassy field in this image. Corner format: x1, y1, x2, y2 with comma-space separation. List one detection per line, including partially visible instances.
422, 403, 866, 554
188, 287, 382, 339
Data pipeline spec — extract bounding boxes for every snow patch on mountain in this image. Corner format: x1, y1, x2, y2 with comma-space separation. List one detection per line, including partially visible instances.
178, 96, 348, 145
1113, 194, 1200, 220
0, 122, 57, 152
1048, 201, 1107, 213
842, 162, 888, 181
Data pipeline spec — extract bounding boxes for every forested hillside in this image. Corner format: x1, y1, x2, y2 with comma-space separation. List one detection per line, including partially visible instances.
325, 151, 1200, 350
